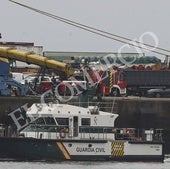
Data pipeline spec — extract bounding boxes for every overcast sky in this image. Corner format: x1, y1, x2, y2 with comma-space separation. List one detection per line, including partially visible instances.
1, 0, 170, 61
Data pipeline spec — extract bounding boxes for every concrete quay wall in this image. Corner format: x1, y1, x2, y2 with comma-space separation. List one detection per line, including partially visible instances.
0, 96, 170, 129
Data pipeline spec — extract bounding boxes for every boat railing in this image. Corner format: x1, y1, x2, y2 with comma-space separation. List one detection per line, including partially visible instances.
80, 127, 109, 140
19, 123, 163, 142
114, 128, 163, 142
75, 127, 163, 141
67, 101, 118, 114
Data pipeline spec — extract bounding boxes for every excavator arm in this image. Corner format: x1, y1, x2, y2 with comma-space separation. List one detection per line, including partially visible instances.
0, 47, 74, 77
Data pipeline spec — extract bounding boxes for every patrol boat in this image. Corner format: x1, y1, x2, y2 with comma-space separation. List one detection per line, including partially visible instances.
0, 102, 164, 162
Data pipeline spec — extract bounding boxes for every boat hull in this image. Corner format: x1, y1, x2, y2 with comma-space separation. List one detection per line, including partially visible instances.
0, 137, 164, 162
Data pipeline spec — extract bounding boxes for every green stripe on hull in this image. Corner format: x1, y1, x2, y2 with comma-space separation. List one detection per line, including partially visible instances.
79, 126, 114, 133
24, 125, 115, 134
70, 155, 110, 161
0, 138, 64, 160
68, 155, 164, 162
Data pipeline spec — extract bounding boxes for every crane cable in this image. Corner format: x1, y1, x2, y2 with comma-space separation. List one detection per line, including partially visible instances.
9, 0, 170, 56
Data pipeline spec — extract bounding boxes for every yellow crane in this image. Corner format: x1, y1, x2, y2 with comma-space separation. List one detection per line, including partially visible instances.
0, 47, 74, 77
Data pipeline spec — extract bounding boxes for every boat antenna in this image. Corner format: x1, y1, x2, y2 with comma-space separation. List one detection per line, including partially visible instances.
9, 0, 170, 56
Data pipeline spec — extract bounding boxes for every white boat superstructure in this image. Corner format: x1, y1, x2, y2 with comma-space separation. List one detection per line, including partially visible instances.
21, 103, 118, 140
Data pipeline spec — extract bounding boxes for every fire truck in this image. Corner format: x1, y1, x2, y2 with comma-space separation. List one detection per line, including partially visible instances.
60, 66, 170, 97
57, 67, 126, 97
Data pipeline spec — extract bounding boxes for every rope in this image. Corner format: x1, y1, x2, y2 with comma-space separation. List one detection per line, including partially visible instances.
9, 0, 170, 56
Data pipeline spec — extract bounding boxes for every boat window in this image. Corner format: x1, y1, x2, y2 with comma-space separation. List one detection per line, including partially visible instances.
56, 118, 69, 126
44, 117, 56, 125
81, 118, 91, 126
35, 117, 45, 125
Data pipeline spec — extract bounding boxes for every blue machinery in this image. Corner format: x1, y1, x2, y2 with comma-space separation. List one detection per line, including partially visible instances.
0, 57, 28, 96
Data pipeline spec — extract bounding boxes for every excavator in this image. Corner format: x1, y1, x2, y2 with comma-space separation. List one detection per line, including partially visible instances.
0, 46, 75, 96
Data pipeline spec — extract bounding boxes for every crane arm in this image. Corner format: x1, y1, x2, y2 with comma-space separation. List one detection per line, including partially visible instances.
0, 47, 74, 77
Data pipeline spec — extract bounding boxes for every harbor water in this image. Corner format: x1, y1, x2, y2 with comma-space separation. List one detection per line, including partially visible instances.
0, 160, 170, 169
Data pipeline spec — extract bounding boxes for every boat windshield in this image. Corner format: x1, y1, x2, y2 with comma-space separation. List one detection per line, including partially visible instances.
22, 117, 68, 132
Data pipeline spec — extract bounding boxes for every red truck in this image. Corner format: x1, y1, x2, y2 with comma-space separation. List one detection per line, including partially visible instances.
76, 68, 170, 97
107, 69, 170, 97
57, 68, 126, 97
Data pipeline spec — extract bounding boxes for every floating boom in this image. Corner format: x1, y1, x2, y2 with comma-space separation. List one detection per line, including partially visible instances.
0, 47, 74, 77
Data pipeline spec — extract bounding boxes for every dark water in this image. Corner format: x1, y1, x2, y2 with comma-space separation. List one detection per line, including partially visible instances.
0, 160, 170, 169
